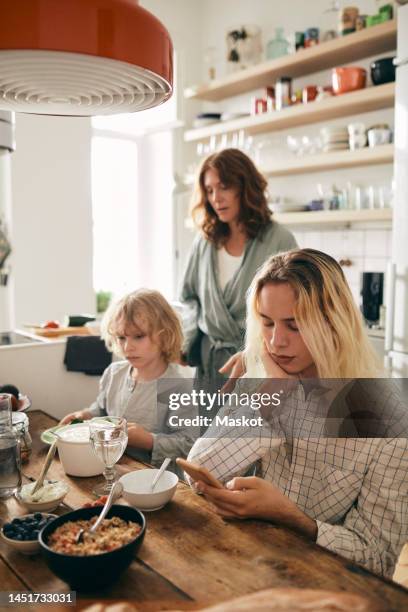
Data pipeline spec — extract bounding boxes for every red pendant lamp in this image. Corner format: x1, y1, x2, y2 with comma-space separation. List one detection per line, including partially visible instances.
0, 0, 173, 116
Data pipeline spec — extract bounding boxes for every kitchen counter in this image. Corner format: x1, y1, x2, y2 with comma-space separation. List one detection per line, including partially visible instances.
0, 333, 99, 419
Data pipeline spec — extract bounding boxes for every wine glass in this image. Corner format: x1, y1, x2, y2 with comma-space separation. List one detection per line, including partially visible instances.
89, 416, 128, 497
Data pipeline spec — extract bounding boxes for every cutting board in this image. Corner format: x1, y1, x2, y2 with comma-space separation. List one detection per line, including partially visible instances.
29, 326, 92, 338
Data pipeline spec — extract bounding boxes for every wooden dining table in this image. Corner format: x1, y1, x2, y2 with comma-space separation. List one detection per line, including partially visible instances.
1, 410, 408, 611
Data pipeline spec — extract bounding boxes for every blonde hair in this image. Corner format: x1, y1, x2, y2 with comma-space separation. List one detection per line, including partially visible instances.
101, 289, 183, 363
245, 249, 382, 378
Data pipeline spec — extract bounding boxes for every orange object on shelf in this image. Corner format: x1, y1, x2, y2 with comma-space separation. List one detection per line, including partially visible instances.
332, 66, 367, 94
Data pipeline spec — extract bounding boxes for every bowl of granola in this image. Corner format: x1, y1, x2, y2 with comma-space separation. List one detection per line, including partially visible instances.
39, 504, 145, 590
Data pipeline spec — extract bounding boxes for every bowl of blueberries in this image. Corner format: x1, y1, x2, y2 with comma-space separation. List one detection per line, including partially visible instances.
1, 513, 57, 555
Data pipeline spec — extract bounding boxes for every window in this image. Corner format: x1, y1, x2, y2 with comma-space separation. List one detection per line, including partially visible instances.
91, 60, 179, 302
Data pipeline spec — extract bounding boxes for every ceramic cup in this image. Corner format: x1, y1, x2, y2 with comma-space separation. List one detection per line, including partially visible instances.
349, 134, 367, 150
367, 128, 392, 147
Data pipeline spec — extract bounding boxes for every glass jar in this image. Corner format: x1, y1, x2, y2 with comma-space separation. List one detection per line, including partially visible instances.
266, 28, 290, 60
12, 412, 32, 463
0, 394, 22, 499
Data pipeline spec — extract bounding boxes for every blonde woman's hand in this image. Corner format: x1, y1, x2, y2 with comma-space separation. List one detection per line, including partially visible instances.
261, 342, 297, 379
219, 351, 246, 392
196, 476, 317, 540
59, 409, 92, 426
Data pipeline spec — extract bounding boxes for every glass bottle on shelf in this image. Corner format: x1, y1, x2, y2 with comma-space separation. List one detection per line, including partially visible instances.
203, 47, 217, 81
321, 0, 340, 41
266, 28, 290, 60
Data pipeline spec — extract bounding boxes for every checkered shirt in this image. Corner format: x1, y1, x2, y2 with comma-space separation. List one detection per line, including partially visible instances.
187, 378, 408, 578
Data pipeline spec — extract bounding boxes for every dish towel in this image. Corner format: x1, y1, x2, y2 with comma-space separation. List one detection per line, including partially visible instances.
64, 336, 112, 376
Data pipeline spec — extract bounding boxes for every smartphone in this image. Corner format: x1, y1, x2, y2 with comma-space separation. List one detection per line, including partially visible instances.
176, 458, 224, 489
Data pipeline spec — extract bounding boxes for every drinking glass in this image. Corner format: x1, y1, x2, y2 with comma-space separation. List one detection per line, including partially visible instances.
89, 416, 128, 497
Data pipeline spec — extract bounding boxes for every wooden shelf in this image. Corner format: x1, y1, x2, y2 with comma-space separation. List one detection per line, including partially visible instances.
184, 20, 397, 102
184, 83, 395, 142
264, 144, 394, 177
273, 208, 392, 226
184, 209, 392, 230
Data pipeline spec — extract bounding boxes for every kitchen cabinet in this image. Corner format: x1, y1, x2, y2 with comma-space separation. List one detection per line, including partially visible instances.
183, 20, 396, 229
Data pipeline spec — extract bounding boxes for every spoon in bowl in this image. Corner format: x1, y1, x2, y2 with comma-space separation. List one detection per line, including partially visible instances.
75, 481, 123, 544
31, 439, 58, 497
151, 457, 171, 491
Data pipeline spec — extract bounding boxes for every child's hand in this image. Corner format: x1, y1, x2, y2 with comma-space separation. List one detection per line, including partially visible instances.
127, 422, 154, 451
59, 409, 92, 426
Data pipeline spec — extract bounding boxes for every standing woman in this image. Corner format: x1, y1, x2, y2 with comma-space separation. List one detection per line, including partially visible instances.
179, 148, 297, 393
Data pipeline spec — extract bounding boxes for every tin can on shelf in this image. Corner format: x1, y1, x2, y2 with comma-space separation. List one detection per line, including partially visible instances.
252, 97, 268, 114
275, 77, 292, 111
304, 27, 319, 48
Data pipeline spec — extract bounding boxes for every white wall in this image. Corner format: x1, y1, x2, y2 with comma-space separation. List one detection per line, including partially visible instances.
10, 114, 95, 327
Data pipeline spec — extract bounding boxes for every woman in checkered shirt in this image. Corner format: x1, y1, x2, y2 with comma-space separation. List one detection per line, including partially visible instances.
187, 248, 408, 578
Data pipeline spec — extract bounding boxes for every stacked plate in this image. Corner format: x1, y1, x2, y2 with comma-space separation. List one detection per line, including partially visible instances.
269, 200, 305, 214
320, 126, 349, 152
192, 113, 222, 128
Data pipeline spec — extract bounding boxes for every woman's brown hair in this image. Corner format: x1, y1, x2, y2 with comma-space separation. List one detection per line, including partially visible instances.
191, 148, 272, 247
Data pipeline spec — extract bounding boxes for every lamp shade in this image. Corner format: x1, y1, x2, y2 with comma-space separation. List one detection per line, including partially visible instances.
0, 0, 173, 116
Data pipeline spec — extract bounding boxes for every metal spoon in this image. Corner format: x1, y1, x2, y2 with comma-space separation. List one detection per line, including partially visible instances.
31, 439, 58, 497
151, 457, 171, 491
75, 481, 123, 544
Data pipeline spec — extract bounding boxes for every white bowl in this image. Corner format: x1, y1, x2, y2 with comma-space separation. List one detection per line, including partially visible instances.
1, 513, 57, 555
56, 422, 104, 477
15, 480, 69, 512
119, 469, 178, 511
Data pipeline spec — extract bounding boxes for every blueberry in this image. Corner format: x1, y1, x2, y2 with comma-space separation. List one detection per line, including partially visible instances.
31, 530, 39, 538
14, 534, 23, 541
3, 522, 12, 530
33, 513, 43, 521
12, 518, 22, 525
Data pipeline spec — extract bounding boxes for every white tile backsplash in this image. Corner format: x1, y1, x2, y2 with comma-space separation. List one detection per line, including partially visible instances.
342, 258, 363, 286
297, 227, 390, 308
301, 232, 323, 251
363, 257, 388, 273
342, 230, 365, 258
364, 230, 389, 258
322, 230, 343, 258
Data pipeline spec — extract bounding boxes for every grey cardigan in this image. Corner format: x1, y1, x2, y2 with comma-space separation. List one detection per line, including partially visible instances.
179, 221, 297, 377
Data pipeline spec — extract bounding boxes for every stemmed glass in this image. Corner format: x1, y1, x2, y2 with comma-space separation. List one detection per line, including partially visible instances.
89, 416, 128, 497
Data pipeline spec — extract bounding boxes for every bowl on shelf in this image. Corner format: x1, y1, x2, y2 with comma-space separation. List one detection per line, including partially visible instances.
371, 57, 396, 85
332, 67, 367, 95
39, 504, 146, 590
119, 469, 178, 511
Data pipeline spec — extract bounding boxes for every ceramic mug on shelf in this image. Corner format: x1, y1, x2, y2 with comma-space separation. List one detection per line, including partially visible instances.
367, 126, 392, 147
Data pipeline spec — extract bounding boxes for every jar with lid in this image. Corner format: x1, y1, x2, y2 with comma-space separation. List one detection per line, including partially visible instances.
12, 411, 32, 463
275, 77, 292, 111
0, 394, 22, 499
